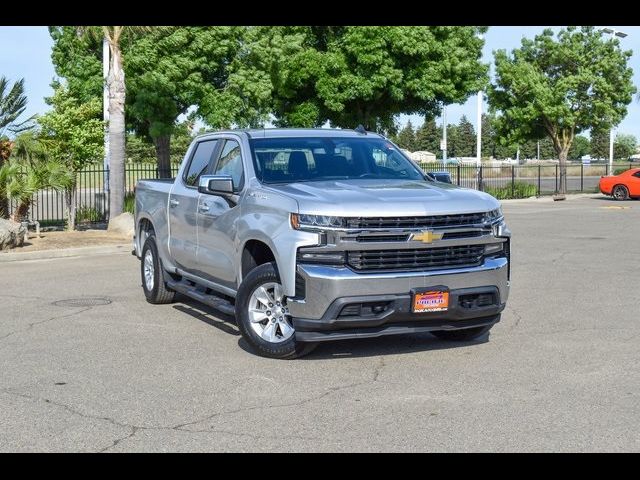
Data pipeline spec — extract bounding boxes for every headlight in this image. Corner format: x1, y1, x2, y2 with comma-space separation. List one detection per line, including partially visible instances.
291, 213, 345, 230
484, 207, 503, 223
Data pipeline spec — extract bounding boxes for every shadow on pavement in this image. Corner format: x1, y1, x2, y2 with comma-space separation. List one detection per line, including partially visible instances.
236, 331, 489, 360
172, 297, 240, 337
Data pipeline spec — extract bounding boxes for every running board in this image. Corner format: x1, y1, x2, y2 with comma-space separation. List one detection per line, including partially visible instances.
166, 279, 236, 317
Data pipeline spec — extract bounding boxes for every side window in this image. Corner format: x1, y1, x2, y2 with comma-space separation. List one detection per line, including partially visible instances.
633, 171, 640, 178
183, 140, 218, 187
214, 139, 244, 190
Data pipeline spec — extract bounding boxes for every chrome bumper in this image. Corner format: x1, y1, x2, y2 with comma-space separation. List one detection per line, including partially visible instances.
287, 257, 510, 320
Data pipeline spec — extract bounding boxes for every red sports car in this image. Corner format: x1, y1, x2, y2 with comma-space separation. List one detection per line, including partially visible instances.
599, 168, 640, 200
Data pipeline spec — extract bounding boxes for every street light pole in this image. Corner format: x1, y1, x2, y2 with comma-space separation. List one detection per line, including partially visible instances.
600, 27, 629, 175
476, 90, 482, 169
442, 105, 447, 166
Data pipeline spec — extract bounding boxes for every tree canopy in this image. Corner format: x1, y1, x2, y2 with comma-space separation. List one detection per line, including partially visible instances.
259, 26, 488, 131
489, 26, 636, 193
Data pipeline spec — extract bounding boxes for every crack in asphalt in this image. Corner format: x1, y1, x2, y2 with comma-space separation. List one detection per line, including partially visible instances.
510, 308, 523, 330
0, 307, 92, 342
1, 353, 389, 451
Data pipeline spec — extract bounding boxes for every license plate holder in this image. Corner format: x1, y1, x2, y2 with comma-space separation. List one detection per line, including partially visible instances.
411, 286, 450, 313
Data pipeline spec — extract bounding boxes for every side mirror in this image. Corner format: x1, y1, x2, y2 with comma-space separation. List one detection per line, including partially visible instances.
198, 175, 234, 195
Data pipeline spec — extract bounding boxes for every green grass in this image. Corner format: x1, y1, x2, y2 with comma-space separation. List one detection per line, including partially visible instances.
124, 192, 135, 215
75, 205, 104, 223
484, 182, 538, 200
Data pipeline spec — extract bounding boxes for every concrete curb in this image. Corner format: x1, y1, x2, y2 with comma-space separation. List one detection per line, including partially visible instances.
500, 193, 605, 203
0, 244, 132, 263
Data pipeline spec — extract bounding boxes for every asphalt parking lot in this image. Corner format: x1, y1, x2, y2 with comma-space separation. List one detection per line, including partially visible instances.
1, 195, 639, 452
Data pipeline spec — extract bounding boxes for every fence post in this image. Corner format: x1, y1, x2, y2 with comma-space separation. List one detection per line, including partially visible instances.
538, 165, 541, 197
457, 163, 460, 186
580, 163, 584, 192
478, 165, 483, 191
511, 165, 515, 198
606, 163, 609, 176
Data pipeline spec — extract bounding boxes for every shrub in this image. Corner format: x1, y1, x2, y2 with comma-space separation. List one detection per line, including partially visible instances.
75, 205, 103, 224
614, 167, 630, 175
124, 192, 135, 215
484, 182, 537, 200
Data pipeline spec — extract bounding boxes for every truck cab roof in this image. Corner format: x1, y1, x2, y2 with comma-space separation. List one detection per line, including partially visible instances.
193, 128, 384, 141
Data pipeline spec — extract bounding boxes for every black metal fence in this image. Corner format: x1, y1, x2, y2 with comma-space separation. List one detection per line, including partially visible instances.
7, 162, 635, 226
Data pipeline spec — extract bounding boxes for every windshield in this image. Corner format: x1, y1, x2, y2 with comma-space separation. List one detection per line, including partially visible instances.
249, 136, 426, 184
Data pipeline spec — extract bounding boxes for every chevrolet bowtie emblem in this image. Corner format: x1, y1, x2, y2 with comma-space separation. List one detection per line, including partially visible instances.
411, 230, 443, 244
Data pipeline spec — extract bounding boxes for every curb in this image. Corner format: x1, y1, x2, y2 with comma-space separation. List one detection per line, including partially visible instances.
0, 244, 132, 263
500, 193, 604, 203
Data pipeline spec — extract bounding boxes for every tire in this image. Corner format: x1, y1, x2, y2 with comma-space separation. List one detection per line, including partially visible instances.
431, 323, 494, 342
141, 234, 177, 304
613, 185, 630, 201
236, 262, 317, 359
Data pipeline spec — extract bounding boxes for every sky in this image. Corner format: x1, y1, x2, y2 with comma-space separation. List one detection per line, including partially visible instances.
3, 26, 640, 139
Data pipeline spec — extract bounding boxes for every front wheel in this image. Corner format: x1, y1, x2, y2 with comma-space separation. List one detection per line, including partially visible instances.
236, 262, 317, 359
431, 323, 494, 342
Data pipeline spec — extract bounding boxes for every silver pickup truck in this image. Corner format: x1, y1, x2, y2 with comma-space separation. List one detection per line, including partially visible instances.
134, 128, 511, 358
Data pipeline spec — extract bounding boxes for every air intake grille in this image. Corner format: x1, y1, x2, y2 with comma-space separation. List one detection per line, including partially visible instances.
345, 213, 488, 229
347, 245, 484, 272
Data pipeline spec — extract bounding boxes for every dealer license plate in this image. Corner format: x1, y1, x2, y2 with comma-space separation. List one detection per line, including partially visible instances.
412, 289, 449, 313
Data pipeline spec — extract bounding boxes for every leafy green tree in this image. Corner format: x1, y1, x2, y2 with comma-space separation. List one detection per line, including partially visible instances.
126, 27, 250, 177
614, 133, 637, 161
37, 84, 103, 230
489, 27, 635, 194
568, 135, 590, 160
259, 26, 487, 131
414, 118, 441, 156
590, 128, 609, 160
1, 76, 35, 218
394, 121, 417, 151
455, 115, 476, 157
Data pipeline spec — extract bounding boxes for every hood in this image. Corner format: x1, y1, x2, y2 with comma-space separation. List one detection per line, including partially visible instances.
264, 179, 500, 217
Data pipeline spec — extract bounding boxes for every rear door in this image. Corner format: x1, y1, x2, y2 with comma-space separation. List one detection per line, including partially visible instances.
168, 138, 220, 271
195, 137, 245, 288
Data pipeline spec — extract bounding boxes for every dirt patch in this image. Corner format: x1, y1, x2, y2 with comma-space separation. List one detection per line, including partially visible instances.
1, 230, 131, 253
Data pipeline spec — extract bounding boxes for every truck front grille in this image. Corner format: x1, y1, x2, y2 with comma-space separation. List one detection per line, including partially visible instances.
347, 245, 485, 272
345, 213, 487, 229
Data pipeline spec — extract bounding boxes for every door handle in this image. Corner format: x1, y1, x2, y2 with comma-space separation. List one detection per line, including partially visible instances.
169, 199, 180, 208
198, 204, 210, 213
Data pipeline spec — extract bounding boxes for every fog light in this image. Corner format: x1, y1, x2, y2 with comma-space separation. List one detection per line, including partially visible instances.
484, 243, 504, 255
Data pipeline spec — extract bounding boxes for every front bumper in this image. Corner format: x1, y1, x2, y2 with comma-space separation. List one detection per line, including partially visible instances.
288, 257, 509, 342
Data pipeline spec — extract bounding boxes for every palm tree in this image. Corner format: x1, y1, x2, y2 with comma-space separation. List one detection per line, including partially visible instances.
78, 27, 151, 221
0, 132, 73, 222
0, 76, 34, 218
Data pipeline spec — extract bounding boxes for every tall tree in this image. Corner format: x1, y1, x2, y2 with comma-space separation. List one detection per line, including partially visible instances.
0, 76, 34, 218
394, 121, 417, 151
126, 27, 251, 177
258, 26, 487, 131
590, 128, 610, 160
445, 124, 460, 158
614, 133, 637, 161
489, 27, 635, 194
414, 118, 441, 155
37, 83, 103, 230
456, 115, 476, 157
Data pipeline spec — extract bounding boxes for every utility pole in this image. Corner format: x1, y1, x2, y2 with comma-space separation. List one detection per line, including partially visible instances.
103, 37, 110, 193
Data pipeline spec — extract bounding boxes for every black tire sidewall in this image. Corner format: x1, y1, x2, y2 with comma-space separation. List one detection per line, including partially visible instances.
236, 262, 311, 359
141, 235, 164, 303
